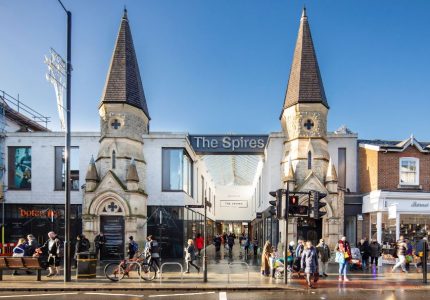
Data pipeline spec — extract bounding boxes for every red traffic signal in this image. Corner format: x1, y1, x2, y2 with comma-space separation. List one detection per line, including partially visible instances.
289, 195, 299, 206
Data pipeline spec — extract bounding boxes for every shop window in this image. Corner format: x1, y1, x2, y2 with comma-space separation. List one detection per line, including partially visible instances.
55, 147, 80, 190
399, 157, 419, 185
307, 151, 312, 169
8, 147, 32, 190
162, 148, 193, 196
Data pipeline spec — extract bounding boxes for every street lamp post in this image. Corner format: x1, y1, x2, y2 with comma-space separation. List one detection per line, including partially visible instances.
57, 0, 72, 283
203, 197, 208, 282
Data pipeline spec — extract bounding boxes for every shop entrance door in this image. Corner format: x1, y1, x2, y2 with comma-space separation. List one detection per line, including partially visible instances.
100, 216, 125, 260
297, 218, 322, 246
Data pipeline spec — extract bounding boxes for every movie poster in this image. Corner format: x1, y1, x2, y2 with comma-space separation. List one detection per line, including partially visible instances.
14, 147, 31, 189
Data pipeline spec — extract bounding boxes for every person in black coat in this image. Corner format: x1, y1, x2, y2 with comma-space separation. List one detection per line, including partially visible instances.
94, 232, 107, 260
73, 234, 90, 268
358, 238, 371, 270
38, 231, 62, 277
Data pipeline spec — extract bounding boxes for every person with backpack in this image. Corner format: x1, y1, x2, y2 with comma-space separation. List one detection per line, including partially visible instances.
94, 232, 106, 260
227, 233, 235, 257
38, 231, 62, 277
127, 236, 138, 259
148, 235, 161, 274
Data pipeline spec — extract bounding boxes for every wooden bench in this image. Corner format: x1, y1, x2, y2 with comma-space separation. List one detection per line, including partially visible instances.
0, 257, 46, 281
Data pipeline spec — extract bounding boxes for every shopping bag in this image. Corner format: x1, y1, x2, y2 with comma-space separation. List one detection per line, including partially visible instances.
335, 252, 345, 263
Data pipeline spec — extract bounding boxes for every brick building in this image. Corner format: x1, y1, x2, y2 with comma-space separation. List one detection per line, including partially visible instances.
359, 136, 430, 264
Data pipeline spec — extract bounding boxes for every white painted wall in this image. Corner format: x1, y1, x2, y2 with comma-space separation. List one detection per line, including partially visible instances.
5, 132, 100, 204
327, 131, 358, 192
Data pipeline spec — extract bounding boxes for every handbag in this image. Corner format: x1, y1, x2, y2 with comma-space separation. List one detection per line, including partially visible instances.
335, 252, 345, 263
344, 252, 350, 259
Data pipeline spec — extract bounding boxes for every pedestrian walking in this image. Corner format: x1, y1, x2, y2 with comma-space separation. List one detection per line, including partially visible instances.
415, 236, 429, 271
301, 240, 319, 288
405, 238, 413, 271
195, 233, 204, 257
94, 232, 106, 260
260, 240, 273, 276
213, 234, 221, 253
369, 238, 382, 268
392, 235, 408, 273
127, 236, 138, 259
184, 239, 200, 274
358, 238, 370, 270
295, 240, 305, 278
335, 236, 351, 281
252, 236, 258, 256
12, 238, 27, 275
288, 241, 295, 270
316, 238, 330, 277
227, 233, 235, 257
243, 235, 250, 259
147, 235, 161, 274
38, 231, 62, 277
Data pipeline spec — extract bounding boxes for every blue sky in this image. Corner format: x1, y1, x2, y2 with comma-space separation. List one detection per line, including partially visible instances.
1, 0, 429, 140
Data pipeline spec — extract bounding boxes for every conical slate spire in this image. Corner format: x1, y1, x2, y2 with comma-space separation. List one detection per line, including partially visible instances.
101, 9, 150, 119
126, 158, 139, 182
85, 156, 99, 182
282, 8, 329, 110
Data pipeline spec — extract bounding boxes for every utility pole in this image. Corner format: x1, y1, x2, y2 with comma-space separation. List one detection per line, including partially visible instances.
203, 197, 208, 282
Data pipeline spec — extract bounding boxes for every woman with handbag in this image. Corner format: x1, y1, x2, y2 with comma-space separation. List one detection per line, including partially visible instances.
335, 236, 352, 281
184, 239, 200, 274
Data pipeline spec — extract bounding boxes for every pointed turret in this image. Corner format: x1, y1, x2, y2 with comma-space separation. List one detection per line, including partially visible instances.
282, 7, 329, 111
325, 157, 337, 182
85, 156, 99, 191
126, 158, 139, 190
101, 9, 150, 119
284, 156, 295, 182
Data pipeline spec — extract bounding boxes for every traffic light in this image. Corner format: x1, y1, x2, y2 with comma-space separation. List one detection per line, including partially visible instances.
312, 191, 327, 219
288, 195, 299, 212
269, 189, 284, 219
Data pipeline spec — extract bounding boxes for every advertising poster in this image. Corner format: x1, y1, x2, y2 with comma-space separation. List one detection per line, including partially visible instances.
14, 147, 31, 189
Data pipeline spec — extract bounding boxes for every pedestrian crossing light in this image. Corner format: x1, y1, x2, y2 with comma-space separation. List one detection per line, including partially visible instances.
269, 190, 284, 220
312, 191, 327, 219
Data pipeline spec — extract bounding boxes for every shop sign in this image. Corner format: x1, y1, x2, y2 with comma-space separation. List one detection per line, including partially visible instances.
385, 199, 430, 212
220, 200, 248, 208
19, 208, 60, 218
189, 135, 268, 154
388, 205, 397, 219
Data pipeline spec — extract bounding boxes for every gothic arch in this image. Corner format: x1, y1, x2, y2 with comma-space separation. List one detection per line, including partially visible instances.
89, 191, 130, 216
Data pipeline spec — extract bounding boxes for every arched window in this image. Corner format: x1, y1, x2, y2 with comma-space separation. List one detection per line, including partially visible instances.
307, 151, 312, 169
112, 150, 116, 169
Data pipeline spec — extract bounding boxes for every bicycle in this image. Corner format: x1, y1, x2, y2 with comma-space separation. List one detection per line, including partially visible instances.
104, 251, 156, 282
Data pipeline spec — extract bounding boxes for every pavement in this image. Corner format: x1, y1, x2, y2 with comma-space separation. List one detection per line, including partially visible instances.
0, 243, 429, 292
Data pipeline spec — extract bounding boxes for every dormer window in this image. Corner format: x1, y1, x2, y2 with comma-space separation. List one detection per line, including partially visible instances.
399, 157, 419, 186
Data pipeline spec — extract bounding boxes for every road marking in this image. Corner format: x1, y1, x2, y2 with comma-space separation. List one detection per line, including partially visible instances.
85, 293, 144, 298
0, 293, 79, 298
148, 292, 216, 298
219, 291, 227, 300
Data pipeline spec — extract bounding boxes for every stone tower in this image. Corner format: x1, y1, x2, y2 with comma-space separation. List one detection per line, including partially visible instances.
82, 9, 149, 257
280, 8, 342, 248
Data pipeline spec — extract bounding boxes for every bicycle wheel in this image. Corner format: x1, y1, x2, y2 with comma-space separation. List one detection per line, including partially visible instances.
139, 263, 156, 281
104, 262, 125, 282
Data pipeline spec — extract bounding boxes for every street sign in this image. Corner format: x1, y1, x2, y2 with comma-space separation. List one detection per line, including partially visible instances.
185, 205, 204, 209
256, 212, 263, 219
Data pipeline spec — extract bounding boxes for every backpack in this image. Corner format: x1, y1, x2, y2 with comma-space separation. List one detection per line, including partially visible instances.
81, 239, 90, 252
131, 241, 138, 252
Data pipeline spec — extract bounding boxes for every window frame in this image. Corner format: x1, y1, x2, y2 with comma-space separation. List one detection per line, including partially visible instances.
54, 146, 80, 191
399, 157, 419, 186
161, 147, 194, 196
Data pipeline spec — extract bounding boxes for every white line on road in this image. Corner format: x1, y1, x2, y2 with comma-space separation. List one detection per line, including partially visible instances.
148, 292, 216, 298
85, 293, 144, 298
0, 293, 79, 298
219, 291, 227, 300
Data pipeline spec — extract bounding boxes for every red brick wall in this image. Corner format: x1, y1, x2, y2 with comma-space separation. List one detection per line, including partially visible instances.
378, 146, 430, 191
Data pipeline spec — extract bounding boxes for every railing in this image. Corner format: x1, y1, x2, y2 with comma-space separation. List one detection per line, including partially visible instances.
159, 262, 184, 283
0, 90, 50, 128
228, 261, 249, 284
126, 261, 143, 283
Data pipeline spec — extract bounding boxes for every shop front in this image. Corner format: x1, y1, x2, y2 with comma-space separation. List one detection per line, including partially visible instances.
363, 191, 430, 264
2, 204, 82, 246
251, 209, 279, 252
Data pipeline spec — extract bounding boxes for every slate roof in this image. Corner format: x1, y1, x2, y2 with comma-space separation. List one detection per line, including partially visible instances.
359, 137, 430, 151
101, 9, 150, 119
282, 8, 329, 111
